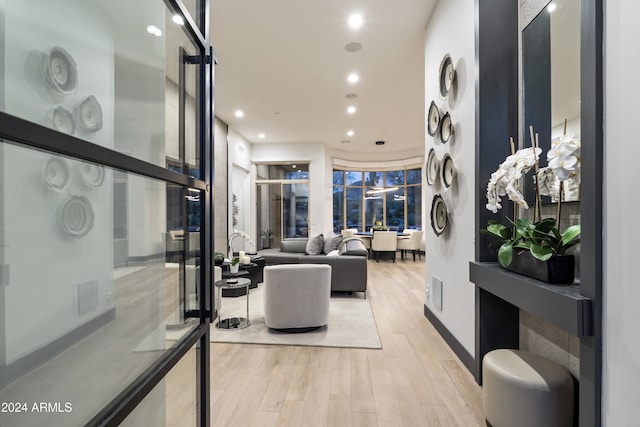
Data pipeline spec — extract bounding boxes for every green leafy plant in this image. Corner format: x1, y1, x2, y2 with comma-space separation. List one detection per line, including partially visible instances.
482, 217, 581, 267
214, 252, 225, 265
231, 256, 240, 266
372, 220, 389, 231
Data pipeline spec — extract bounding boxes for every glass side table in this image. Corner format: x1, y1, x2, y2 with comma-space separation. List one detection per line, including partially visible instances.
214, 277, 252, 329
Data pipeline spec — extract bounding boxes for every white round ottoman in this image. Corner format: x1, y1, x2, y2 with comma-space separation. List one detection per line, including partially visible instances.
482, 349, 574, 427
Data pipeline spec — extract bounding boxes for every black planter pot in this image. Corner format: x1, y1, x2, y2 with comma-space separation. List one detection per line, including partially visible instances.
504, 251, 575, 284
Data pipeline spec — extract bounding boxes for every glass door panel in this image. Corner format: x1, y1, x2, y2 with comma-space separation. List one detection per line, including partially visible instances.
0, 143, 199, 426
283, 183, 308, 238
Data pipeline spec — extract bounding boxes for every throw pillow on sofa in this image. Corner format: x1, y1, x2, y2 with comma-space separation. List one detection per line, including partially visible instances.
323, 231, 343, 254
305, 234, 324, 255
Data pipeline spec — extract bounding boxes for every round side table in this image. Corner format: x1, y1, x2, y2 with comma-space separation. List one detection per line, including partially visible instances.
214, 277, 252, 329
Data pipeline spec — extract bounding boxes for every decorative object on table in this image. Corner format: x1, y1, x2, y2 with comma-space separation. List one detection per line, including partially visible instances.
427, 101, 441, 137
42, 156, 71, 192
229, 257, 240, 274
439, 112, 453, 143
482, 125, 581, 284
74, 95, 103, 133
48, 106, 75, 135
77, 162, 105, 188
430, 194, 448, 236
238, 250, 251, 265
214, 252, 225, 266
438, 53, 456, 98
58, 195, 95, 237
371, 220, 389, 232
261, 229, 274, 249
440, 152, 456, 192
42, 46, 78, 95
426, 148, 440, 187
228, 229, 255, 259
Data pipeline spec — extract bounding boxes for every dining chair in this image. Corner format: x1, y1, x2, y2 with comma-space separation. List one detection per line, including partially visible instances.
397, 230, 424, 261
341, 228, 358, 237
371, 231, 398, 262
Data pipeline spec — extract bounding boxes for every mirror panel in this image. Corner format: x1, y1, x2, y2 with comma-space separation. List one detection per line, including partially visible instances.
523, 0, 581, 204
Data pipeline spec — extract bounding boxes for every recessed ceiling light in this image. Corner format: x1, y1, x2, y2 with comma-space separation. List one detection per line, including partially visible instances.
258, 133, 265, 139
547, 2, 557, 12
348, 73, 359, 84
172, 15, 185, 25
347, 130, 354, 137
348, 13, 363, 29
146, 25, 162, 37
346, 93, 358, 99
234, 110, 244, 118
345, 42, 362, 53
347, 106, 356, 114
292, 164, 296, 168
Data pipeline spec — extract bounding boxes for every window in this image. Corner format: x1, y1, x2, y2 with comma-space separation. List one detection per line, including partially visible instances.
333, 168, 422, 232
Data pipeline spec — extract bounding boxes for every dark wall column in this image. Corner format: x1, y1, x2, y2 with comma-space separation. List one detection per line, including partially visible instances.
475, 0, 520, 263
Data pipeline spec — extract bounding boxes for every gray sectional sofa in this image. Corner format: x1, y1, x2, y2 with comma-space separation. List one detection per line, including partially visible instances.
258, 236, 369, 297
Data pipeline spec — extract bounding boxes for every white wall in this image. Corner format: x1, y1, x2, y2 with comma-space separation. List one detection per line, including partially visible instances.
603, 1, 640, 424
227, 128, 254, 251
423, 0, 476, 355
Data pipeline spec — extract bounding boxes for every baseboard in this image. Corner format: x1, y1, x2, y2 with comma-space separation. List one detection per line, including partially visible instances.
0, 307, 116, 388
423, 304, 476, 377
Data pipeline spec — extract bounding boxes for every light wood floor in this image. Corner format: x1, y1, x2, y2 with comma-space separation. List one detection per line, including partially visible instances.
167, 258, 485, 427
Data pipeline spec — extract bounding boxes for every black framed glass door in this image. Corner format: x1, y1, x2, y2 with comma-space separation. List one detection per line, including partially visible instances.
0, 0, 212, 425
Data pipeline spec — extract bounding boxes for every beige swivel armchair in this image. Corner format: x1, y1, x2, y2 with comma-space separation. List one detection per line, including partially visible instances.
397, 230, 424, 261
263, 264, 331, 331
371, 231, 398, 262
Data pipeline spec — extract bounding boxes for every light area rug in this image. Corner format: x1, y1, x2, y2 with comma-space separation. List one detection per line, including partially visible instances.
211, 284, 382, 349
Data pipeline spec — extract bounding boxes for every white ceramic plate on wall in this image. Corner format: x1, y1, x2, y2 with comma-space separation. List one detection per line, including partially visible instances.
42, 157, 71, 192
58, 195, 95, 237
48, 106, 76, 135
438, 53, 456, 98
441, 153, 457, 192
42, 47, 78, 95
75, 95, 103, 133
439, 112, 453, 143
426, 148, 440, 187
78, 163, 105, 188
427, 101, 441, 137
430, 194, 447, 236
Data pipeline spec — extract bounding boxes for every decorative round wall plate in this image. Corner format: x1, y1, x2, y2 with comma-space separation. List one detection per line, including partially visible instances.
427, 101, 441, 137
440, 153, 457, 192
42, 47, 78, 95
430, 194, 448, 236
439, 112, 453, 143
75, 95, 103, 133
42, 157, 70, 192
79, 163, 105, 188
426, 148, 440, 187
48, 106, 75, 135
439, 54, 456, 98
58, 196, 95, 237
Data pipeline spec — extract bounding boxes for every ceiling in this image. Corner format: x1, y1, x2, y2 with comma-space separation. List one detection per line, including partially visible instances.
210, 0, 437, 153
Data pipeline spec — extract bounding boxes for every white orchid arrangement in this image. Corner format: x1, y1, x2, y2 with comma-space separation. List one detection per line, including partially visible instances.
538, 134, 581, 200
486, 147, 542, 213
482, 128, 581, 268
